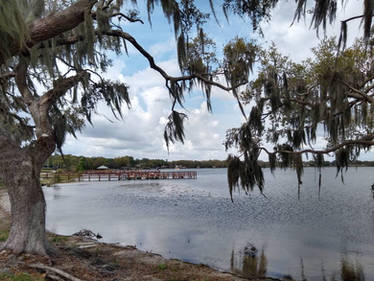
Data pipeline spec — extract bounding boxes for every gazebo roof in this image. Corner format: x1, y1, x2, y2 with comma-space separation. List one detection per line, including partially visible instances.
97, 165, 109, 170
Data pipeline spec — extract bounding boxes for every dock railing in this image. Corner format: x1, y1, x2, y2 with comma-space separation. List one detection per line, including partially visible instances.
40, 170, 197, 183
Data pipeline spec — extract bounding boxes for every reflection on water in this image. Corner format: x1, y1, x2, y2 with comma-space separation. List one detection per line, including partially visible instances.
332, 258, 365, 281
231, 244, 366, 281
44, 168, 374, 280
230, 244, 267, 279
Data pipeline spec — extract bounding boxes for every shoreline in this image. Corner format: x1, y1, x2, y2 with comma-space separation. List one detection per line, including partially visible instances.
0, 190, 277, 281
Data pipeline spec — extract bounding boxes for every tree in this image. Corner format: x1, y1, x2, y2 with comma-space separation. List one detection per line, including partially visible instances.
226, 36, 374, 200
76, 157, 86, 171
0, 0, 276, 255
0, 0, 372, 255
223, 0, 374, 199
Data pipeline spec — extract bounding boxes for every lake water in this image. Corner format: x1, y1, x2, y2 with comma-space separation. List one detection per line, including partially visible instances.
44, 167, 374, 280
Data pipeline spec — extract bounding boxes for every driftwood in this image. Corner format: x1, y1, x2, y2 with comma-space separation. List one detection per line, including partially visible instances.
28, 263, 82, 281
45, 274, 64, 281
73, 229, 102, 240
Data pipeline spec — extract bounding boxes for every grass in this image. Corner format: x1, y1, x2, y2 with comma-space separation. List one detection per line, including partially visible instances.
0, 229, 9, 242
0, 272, 44, 281
49, 235, 68, 244
158, 263, 167, 270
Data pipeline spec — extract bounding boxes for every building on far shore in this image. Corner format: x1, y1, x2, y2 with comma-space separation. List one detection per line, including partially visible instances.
97, 165, 109, 170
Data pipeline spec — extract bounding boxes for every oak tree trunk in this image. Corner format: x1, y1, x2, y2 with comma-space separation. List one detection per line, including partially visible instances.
2, 152, 49, 255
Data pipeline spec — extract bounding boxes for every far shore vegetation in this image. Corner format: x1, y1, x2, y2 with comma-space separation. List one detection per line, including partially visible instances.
44, 154, 374, 172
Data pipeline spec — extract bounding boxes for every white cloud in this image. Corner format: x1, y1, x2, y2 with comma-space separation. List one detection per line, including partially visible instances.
63, 59, 241, 160
261, 1, 362, 62
122, 59, 180, 93
149, 38, 176, 57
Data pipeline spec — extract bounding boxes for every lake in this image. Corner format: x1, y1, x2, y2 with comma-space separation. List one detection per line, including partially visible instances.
44, 167, 374, 280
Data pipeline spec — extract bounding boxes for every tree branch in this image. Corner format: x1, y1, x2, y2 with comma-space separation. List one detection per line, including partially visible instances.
43, 29, 247, 95
7, 0, 97, 60
15, 59, 35, 105
362, 75, 374, 87
338, 79, 374, 103
38, 35, 84, 49
27, 72, 88, 163
102, 29, 246, 92
43, 29, 245, 93
289, 98, 313, 108
110, 12, 144, 24
40, 72, 88, 107
0, 71, 15, 81
260, 134, 374, 156
341, 15, 364, 24
364, 83, 374, 94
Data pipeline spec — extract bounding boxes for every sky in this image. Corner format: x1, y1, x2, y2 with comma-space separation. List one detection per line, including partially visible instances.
62, 0, 364, 161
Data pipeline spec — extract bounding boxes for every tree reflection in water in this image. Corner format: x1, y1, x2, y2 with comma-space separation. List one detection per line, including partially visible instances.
230, 245, 267, 279
328, 257, 365, 281
230, 244, 365, 281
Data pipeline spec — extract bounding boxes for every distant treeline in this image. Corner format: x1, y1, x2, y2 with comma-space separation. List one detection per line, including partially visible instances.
44, 154, 374, 171
44, 154, 228, 171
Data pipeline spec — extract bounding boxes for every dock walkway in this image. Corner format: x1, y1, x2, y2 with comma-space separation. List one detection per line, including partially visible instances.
41, 170, 197, 182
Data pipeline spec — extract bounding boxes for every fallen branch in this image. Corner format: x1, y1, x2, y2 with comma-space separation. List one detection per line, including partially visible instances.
46, 274, 64, 281
28, 263, 82, 281
73, 229, 103, 240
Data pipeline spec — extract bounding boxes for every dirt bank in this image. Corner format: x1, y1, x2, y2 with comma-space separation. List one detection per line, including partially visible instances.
0, 190, 279, 281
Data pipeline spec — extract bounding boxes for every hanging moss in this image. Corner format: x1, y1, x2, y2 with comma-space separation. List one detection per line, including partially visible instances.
292, 129, 306, 149
335, 147, 350, 176
314, 154, 324, 170
293, 153, 303, 184
227, 155, 241, 202
223, 37, 257, 87
163, 110, 188, 149
227, 151, 264, 201
277, 144, 293, 169
249, 106, 264, 134
268, 152, 276, 173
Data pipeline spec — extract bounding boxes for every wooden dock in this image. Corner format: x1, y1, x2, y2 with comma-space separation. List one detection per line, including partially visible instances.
41, 170, 197, 183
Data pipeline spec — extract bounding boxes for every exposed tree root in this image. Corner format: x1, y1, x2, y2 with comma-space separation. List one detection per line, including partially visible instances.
28, 263, 82, 281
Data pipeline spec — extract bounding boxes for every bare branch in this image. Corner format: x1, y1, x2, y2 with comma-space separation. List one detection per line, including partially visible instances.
341, 14, 365, 24
110, 12, 144, 24
0, 72, 15, 81
364, 83, 374, 94
339, 79, 374, 103
56, 56, 104, 83
260, 134, 374, 156
103, 29, 246, 92
362, 75, 374, 87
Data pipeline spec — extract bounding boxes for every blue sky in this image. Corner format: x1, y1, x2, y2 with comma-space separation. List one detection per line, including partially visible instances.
62, 1, 365, 161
